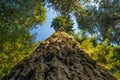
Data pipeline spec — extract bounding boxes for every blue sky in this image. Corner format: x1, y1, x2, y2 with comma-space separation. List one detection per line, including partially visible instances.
30, 8, 57, 41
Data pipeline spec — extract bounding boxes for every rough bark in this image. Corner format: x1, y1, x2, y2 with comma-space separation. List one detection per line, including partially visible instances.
2, 31, 116, 80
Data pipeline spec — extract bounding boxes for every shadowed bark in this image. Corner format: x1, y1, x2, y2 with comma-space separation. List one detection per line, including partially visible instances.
2, 31, 116, 80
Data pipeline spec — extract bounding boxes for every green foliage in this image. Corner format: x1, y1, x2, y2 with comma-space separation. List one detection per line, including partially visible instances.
72, 33, 120, 79
51, 16, 74, 32
46, 0, 82, 15
0, 0, 46, 26
0, 0, 46, 54
0, 42, 38, 79
46, 0, 120, 45
0, 0, 46, 79
75, 0, 120, 45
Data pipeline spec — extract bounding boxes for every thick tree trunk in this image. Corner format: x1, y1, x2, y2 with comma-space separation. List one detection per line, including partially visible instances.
2, 31, 116, 80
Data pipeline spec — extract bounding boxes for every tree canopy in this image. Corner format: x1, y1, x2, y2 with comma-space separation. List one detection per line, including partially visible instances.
0, 0, 46, 53
0, 0, 46, 78
46, 0, 120, 45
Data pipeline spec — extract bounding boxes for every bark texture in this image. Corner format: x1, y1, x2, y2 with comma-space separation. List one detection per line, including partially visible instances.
2, 31, 116, 80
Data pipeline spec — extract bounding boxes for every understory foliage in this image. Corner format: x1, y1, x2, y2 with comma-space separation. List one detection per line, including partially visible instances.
71, 33, 120, 79
0, 43, 38, 79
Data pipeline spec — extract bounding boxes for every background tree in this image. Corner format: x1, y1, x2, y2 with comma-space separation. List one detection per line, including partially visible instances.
46, 0, 120, 45
51, 16, 74, 33
74, 0, 120, 45
46, 0, 81, 15
0, 0, 46, 78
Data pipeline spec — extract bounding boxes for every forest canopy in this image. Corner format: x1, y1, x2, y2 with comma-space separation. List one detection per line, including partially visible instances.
0, 0, 120, 79
46, 0, 120, 45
